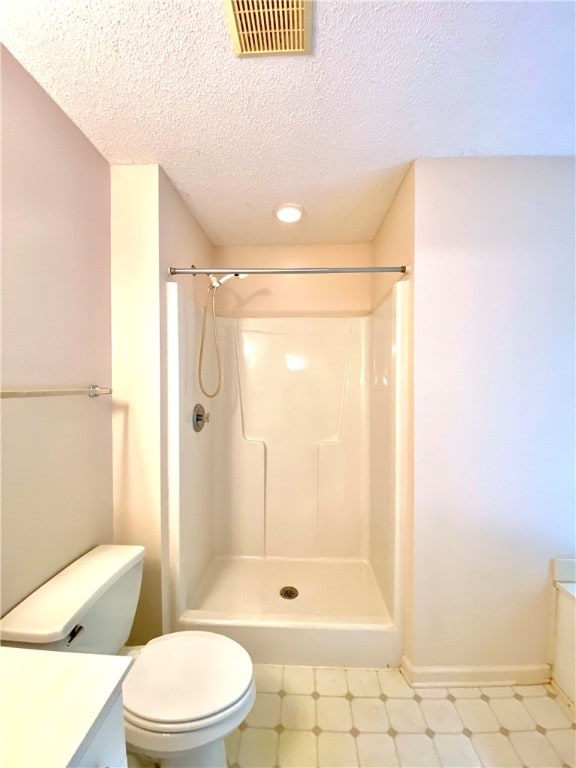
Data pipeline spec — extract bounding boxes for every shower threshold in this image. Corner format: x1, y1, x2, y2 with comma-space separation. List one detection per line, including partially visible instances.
178, 557, 401, 667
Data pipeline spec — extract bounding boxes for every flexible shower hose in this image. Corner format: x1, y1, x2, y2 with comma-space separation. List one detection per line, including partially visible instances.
198, 284, 222, 398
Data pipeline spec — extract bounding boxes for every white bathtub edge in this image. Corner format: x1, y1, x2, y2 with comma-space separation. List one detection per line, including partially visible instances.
552, 557, 576, 583
553, 583, 576, 704
556, 582, 576, 599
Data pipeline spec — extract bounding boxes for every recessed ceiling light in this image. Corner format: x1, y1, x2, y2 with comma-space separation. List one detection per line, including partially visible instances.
275, 204, 303, 223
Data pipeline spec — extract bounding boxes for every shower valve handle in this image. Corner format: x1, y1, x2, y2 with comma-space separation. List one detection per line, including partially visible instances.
192, 403, 210, 432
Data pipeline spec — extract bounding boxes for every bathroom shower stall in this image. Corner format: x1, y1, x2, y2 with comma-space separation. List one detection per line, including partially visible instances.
166, 274, 409, 667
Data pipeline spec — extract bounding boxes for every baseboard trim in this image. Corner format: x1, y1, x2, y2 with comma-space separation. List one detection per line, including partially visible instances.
401, 655, 551, 687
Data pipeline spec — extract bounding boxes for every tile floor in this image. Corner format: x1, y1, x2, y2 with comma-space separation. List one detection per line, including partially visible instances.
226, 665, 576, 768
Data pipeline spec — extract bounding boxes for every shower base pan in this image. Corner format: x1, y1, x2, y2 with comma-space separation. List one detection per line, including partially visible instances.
177, 557, 401, 668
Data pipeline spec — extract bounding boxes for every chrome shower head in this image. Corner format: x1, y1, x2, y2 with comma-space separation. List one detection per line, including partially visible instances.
208, 272, 248, 288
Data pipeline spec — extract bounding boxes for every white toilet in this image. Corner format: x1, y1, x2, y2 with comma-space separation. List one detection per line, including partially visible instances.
0, 545, 255, 768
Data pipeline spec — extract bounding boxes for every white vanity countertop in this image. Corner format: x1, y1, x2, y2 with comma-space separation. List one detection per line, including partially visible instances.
0, 646, 132, 767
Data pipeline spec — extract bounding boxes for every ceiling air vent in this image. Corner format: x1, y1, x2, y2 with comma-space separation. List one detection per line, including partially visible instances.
225, 0, 312, 56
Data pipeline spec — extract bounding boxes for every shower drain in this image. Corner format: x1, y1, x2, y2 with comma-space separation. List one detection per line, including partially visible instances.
280, 585, 299, 600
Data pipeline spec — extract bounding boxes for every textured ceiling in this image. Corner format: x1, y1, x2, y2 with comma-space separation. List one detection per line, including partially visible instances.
1, 1, 574, 245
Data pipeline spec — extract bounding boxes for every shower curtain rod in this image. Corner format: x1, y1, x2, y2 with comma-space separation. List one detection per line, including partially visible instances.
169, 265, 407, 276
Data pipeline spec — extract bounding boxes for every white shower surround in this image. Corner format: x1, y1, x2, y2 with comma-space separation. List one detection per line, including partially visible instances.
167, 281, 409, 667
214, 314, 368, 560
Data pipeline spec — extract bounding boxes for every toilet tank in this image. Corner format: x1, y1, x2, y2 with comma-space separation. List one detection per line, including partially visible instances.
0, 545, 145, 654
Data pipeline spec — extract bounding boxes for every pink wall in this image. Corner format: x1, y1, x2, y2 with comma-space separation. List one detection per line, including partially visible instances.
1, 46, 112, 612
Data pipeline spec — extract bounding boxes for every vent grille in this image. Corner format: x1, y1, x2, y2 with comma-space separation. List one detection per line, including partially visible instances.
226, 0, 312, 56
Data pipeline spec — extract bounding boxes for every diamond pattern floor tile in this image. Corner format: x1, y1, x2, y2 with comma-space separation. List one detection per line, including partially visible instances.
225, 665, 575, 768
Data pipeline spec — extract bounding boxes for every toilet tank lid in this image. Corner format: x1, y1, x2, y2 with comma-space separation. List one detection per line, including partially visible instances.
0, 545, 145, 643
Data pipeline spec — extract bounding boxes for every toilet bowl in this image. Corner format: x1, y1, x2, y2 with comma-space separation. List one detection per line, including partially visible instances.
122, 631, 256, 768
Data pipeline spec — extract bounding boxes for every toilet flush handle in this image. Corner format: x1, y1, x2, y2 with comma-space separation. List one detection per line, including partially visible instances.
66, 624, 85, 646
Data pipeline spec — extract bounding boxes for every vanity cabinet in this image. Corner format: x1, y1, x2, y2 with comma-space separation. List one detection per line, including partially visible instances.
71, 693, 127, 768
0, 647, 132, 767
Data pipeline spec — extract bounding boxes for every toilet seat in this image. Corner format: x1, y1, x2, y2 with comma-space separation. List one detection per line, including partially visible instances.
124, 681, 254, 733
123, 631, 253, 733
